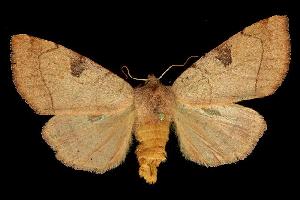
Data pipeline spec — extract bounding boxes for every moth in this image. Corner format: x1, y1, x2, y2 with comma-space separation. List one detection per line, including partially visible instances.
11, 16, 290, 184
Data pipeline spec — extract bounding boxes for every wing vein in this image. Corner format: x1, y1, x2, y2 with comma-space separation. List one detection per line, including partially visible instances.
176, 113, 225, 162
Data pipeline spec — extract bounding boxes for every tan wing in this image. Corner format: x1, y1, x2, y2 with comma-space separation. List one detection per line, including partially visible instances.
174, 103, 266, 166
11, 34, 133, 115
172, 16, 290, 105
42, 106, 135, 173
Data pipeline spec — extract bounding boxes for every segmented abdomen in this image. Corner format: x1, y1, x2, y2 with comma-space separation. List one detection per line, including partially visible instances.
135, 121, 170, 184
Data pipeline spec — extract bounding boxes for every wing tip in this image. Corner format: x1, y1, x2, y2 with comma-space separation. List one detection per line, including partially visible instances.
10, 34, 33, 53
260, 15, 291, 97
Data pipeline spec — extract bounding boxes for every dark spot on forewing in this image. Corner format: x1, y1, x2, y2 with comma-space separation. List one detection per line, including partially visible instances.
215, 45, 232, 67
70, 55, 86, 77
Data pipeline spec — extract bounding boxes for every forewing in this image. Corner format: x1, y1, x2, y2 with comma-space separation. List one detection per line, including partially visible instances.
42, 107, 135, 173
11, 34, 133, 115
172, 16, 290, 105
174, 104, 266, 166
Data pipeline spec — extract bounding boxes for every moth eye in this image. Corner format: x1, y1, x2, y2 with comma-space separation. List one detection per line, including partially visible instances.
158, 112, 165, 121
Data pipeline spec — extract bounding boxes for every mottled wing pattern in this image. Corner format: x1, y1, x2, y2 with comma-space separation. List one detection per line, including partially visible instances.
11, 34, 133, 115
174, 104, 266, 166
172, 16, 290, 106
42, 107, 135, 173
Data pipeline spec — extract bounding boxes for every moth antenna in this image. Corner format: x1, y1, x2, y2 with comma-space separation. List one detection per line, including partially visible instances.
158, 56, 199, 80
121, 66, 148, 81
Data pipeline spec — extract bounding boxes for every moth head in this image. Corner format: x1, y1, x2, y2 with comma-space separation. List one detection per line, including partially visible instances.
146, 74, 160, 85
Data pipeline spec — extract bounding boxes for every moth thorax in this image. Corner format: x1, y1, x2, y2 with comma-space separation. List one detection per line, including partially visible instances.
134, 80, 175, 125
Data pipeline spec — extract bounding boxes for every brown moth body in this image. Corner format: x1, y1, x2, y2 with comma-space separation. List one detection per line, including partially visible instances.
134, 75, 175, 183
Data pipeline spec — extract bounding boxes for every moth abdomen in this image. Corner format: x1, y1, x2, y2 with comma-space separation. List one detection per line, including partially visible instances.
135, 121, 170, 184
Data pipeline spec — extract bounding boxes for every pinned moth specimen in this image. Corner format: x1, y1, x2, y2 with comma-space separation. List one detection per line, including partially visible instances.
11, 15, 290, 184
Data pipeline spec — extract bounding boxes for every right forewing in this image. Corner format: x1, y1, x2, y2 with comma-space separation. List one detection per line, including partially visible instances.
172, 16, 290, 106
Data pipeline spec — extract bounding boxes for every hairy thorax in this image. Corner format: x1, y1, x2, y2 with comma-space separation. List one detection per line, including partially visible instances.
134, 76, 175, 125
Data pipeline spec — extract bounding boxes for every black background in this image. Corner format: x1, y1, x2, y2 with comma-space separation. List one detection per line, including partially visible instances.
1, 1, 298, 198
